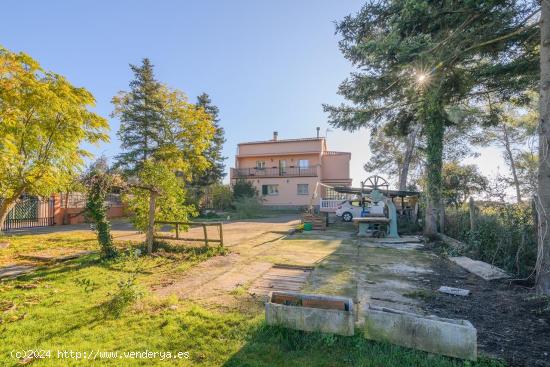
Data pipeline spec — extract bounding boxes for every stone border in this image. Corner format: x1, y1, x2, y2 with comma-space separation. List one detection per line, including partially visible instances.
363, 304, 477, 361
265, 291, 355, 336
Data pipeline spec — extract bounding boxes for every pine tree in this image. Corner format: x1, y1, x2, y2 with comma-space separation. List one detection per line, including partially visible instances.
325, 0, 539, 236
194, 93, 226, 185
112, 58, 165, 174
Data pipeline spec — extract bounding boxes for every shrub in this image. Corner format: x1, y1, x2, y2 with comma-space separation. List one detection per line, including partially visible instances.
444, 202, 537, 279
103, 273, 143, 318
233, 179, 257, 199
233, 196, 263, 219
212, 183, 233, 210
123, 160, 197, 232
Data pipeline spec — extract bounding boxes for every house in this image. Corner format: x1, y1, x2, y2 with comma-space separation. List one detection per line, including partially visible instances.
230, 130, 352, 208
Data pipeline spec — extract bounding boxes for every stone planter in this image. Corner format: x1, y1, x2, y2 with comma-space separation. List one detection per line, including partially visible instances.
265, 291, 355, 336
363, 305, 477, 361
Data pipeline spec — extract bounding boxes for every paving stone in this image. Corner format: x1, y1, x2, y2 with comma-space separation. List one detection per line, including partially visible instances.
0, 264, 35, 279
438, 286, 470, 296
449, 256, 509, 281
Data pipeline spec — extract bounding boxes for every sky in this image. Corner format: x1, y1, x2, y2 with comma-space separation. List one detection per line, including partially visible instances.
1, 0, 507, 188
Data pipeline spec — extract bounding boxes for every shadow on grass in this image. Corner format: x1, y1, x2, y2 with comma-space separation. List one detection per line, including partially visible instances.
223, 323, 504, 367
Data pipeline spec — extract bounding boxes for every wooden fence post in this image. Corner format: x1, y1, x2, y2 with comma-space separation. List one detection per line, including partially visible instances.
203, 224, 209, 247
469, 196, 476, 233
219, 223, 224, 247
175, 222, 179, 240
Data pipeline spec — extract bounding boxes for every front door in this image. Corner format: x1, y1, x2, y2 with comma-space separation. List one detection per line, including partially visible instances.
279, 160, 287, 175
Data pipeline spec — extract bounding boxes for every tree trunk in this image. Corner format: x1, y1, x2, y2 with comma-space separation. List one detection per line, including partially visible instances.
0, 190, 24, 234
146, 190, 158, 255
423, 96, 445, 238
399, 124, 421, 191
502, 124, 522, 203
537, 1, 550, 295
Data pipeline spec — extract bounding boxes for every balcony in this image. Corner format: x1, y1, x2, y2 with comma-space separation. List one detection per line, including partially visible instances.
231, 166, 318, 178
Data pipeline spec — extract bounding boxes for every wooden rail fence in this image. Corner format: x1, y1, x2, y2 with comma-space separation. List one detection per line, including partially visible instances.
153, 221, 224, 247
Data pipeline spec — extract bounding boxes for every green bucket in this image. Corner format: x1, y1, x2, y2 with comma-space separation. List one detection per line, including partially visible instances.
303, 222, 313, 231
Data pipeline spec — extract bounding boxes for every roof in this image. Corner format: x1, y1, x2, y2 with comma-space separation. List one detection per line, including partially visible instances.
332, 186, 421, 198
238, 137, 325, 146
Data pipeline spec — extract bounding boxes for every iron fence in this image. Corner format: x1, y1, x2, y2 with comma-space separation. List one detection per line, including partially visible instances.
1, 196, 54, 231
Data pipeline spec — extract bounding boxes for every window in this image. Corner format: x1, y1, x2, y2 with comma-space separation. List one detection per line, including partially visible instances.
297, 184, 309, 195
298, 159, 309, 168
262, 184, 279, 195
256, 161, 266, 169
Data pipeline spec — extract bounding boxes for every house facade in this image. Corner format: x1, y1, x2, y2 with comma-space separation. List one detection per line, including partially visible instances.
230, 131, 352, 208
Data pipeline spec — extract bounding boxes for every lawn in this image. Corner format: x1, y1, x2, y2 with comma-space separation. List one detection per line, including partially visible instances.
0, 231, 98, 266
0, 233, 505, 366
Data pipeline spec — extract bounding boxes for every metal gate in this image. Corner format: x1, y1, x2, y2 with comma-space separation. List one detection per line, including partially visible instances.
1, 196, 55, 231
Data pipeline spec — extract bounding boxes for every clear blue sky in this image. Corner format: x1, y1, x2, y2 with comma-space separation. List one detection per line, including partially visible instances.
0, 0, 505, 187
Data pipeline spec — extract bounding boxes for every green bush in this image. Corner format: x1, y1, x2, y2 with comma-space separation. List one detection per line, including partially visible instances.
212, 183, 233, 210
233, 196, 263, 219
444, 202, 537, 279
233, 179, 257, 199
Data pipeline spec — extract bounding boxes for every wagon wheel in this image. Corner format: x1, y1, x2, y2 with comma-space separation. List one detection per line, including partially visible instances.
361, 175, 389, 191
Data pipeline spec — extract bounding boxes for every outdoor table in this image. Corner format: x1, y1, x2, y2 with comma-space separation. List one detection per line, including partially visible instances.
352, 216, 390, 237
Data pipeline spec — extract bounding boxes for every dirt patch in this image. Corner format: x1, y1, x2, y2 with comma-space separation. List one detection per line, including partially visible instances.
418, 255, 550, 367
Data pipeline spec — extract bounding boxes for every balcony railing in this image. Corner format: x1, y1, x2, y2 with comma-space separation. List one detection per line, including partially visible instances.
232, 166, 318, 178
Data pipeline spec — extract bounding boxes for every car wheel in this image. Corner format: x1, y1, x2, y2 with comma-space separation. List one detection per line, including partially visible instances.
342, 212, 353, 222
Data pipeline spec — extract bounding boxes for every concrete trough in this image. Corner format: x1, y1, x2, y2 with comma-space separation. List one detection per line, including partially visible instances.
363, 305, 477, 361
265, 291, 355, 336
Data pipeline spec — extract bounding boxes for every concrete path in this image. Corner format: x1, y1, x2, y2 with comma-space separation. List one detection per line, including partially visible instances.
293, 228, 436, 316
153, 221, 438, 313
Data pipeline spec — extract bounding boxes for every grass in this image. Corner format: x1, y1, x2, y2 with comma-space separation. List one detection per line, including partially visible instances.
0, 231, 505, 366
0, 231, 98, 266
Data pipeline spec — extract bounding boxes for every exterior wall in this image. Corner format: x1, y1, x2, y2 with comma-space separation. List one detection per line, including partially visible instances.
240, 177, 320, 206
321, 153, 352, 182
53, 193, 126, 225
237, 153, 320, 169
238, 139, 324, 157
55, 206, 126, 225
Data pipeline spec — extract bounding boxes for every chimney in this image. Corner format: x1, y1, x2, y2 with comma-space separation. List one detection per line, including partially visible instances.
316, 127, 320, 138
273, 131, 278, 141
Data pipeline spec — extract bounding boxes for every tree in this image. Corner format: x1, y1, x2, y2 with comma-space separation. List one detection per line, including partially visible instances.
537, 0, 550, 294
113, 60, 215, 253
194, 93, 226, 186
365, 121, 476, 191
233, 179, 257, 199
325, 0, 539, 236
153, 87, 215, 180
124, 160, 196, 235
212, 184, 233, 210
364, 123, 422, 191
515, 151, 538, 198
83, 157, 120, 258
0, 46, 109, 231
440, 162, 488, 208
477, 97, 538, 203
112, 58, 165, 174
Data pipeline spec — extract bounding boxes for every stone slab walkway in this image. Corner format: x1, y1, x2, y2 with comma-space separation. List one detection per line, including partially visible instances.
449, 256, 509, 281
